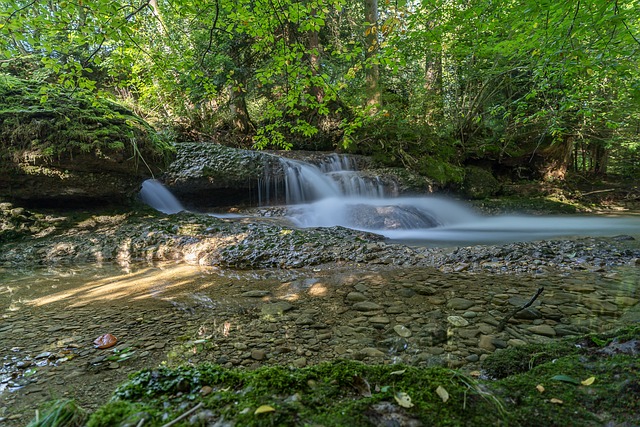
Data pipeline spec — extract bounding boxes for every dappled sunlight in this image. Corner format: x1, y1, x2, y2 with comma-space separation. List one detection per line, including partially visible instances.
23, 263, 214, 308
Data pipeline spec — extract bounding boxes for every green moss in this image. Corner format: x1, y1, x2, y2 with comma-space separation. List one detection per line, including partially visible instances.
0, 73, 173, 163
86, 401, 149, 427
494, 353, 639, 426
92, 361, 504, 426
83, 326, 639, 426
482, 341, 580, 379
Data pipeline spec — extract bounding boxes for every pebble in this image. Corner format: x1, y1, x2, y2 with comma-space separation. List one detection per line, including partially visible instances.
447, 316, 469, 327
242, 290, 271, 297
352, 301, 382, 311
393, 325, 412, 338
261, 301, 294, 315
447, 298, 475, 310
251, 349, 267, 360
528, 324, 557, 337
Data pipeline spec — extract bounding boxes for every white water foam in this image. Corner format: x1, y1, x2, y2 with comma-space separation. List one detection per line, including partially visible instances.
139, 179, 184, 214
140, 155, 640, 245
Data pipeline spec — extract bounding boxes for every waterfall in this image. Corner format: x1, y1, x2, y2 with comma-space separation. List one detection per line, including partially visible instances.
259, 154, 387, 205
139, 152, 640, 246
139, 179, 184, 214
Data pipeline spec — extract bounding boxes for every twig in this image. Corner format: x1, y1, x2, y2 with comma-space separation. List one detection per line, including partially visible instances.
581, 189, 616, 196
136, 418, 146, 427
160, 402, 204, 427
497, 287, 544, 332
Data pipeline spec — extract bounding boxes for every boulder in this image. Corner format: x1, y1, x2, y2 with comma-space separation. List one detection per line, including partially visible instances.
0, 75, 171, 207
162, 142, 436, 209
461, 166, 501, 199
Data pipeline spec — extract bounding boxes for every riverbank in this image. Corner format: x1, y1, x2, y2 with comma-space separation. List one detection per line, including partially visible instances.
1, 197, 640, 426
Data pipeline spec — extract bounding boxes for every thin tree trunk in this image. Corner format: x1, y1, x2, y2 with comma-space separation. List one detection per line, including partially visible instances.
364, 0, 381, 110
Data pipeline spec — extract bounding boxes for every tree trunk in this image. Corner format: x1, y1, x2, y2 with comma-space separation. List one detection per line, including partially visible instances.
229, 84, 252, 134
364, 0, 381, 110
541, 137, 574, 181
308, 8, 324, 105
424, 49, 443, 124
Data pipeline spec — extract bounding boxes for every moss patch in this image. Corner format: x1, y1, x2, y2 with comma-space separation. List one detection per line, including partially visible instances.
76, 326, 639, 426
0, 74, 173, 163
88, 361, 505, 427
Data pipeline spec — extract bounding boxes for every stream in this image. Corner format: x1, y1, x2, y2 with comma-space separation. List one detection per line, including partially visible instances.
1, 261, 639, 424
2, 153, 640, 424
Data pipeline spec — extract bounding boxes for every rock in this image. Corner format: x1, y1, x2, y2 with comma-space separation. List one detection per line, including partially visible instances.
0, 77, 166, 207
295, 315, 314, 325
243, 290, 271, 298
478, 335, 497, 351
292, 357, 307, 368
346, 292, 367, 302
461, 166, 501, 199
447, 316, 469, 327
352, 301, 382, 311
447, 298, 475, 310
251, 349, 267, 360
355, 348, 386, 359
393, 325, 412, 338
369, 316, 390, 324
260, 301, 294, 316
413, 284, 436, 295
528, 324, 557, 337
581, 298, 618, 314
513, 308, 542, 320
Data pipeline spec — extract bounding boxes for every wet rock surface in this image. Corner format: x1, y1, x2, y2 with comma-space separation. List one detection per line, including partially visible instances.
0, 262, 639, 425
1, 208, 639, 273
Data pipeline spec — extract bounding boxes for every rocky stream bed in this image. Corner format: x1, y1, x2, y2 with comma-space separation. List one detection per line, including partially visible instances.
1, 204, 640, 426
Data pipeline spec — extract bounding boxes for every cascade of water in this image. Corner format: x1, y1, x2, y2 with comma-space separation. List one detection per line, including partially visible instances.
139, 179, 185, 214
138, 153, 640, 246
259, 154, 387, 205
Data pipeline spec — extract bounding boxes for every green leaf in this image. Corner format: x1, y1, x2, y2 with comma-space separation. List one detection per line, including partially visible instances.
551, 375, 581, 385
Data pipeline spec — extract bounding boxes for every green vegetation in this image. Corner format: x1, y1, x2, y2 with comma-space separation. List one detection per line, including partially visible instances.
0, 74, 173, 163
26, 399, 86, 427
34, 326, 619, 426
1, 0, 637, 184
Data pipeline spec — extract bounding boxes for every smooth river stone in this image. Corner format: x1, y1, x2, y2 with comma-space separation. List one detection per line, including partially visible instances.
393, 325, 412, 338
346, 292, 367, 302
261, 301, 294, 316
447, 298, 475, 310
447, 316, 469, 327
242, 290, 271, 297
528, 324, 556, 337
352, 301, 382, 311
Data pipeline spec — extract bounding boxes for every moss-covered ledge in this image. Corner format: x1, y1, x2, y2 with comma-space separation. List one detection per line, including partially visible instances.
0, 74, 174, 206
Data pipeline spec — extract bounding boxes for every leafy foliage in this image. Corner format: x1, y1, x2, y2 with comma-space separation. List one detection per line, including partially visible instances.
1, 0, 638, 181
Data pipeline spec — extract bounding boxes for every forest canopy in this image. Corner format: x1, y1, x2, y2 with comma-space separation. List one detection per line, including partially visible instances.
1, 0, 639, 183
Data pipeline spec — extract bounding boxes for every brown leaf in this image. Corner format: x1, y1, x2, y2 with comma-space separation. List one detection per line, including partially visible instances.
536, 384, 545, 393
549, 398, 563, 404
93, 333, 117, 349
352, 375, 372, 397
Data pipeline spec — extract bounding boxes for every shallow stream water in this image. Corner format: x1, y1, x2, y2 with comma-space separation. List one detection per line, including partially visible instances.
1, 261, 638, 425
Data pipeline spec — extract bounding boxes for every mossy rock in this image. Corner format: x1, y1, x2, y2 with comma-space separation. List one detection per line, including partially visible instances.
0, 74, 174, 207
461, 166, 501, 199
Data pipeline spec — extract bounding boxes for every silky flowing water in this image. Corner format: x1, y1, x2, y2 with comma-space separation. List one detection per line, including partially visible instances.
1, 262, 639, 424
